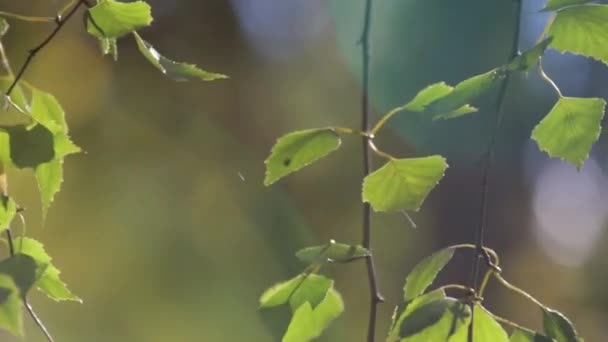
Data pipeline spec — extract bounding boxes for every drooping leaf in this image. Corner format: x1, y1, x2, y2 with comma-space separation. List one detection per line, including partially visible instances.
86, 0, 152, 39
471, 305, 509, 342
362, 156, 448, 212
547, 5, 608, 65
425, 68, 507, 119
403, 83, 477, 118
508, 37, 553, 72
259, 273, 332, 310
388, 289, 446, 341
295, 241, 369, 264
542, 308, 582, 342
403, 247, 454, 301
396, 297, 471, 342
543, 0, 597, 12
0, 254, 39, 297
510, 328, 556, 342
264, 128, 341, 186
531, 97, 606, 168
5, 125, 55, 168
0, 274, 22, 337
0, 196, 16, 233
133, 32, 227, 81
13, 237, 81, 302
282, 288, 344, 342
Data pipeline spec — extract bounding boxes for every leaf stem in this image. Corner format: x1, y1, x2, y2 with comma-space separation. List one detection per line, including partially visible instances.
0, 12, 55, 24
5, 0, 86, 95
370, 105, 406, 136
360, 1, 384, 341
493, 273, 546, 309
538, 60, 563, 97
469, 1, 522, 340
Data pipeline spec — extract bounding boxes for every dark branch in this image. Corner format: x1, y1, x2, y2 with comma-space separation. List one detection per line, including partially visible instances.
360, 1, 384, 341
5, 0, 85, 96
468, 1, 522, 341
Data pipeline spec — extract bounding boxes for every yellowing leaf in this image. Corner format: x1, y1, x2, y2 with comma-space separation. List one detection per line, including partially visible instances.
264, 128, 341, 186
362, 156, 447, 212
548, 5, 608, 65
532, 97, 606, 168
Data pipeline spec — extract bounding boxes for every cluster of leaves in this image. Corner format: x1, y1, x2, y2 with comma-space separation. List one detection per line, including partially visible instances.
259, 0, 606, 340
0, 0, 224, 338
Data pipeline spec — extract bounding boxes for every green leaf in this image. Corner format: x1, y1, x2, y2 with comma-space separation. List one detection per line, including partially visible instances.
99, 37, 118, 60
531, 97, 606, 168
0, 274, 22, 337
543, 308, 582, 342
403, 82, 478, 116
87, 0, 152, 39
13, 237, 81, 302
396, 297, 471, 341
282, 288, 344, 342
508, 38, 553, 72
264, 128, 342, 186
259, 273, 332, 310
0, 17, 9, 37
548, 5, 608, 65
0, 254, 39, 297
133, 32, 227, 81
472, 305, 509, 342
0, 196, 16, 233
388, 289, 446, 341
510, 329, 556, 342
426, 68, 507, 119
295, 240, 369, 264
5, 125, 55, 169
362, 156, 448, 212
543, 0, 596, 12
403, 247, 454, 301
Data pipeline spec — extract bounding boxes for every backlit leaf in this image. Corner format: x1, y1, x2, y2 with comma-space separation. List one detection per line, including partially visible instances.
0, 254, 39, 297
282, 288, 343, 342
133, 32, 227, 81
259, 273, 332, 310
532, 97, 605, 168
87, 0, 152, 39
295, 241, 369, 264
0, 197, 16, 234
13, 237, 81, 302
5, 125, 55, 168
403, 247, 454, 301
388, 289, 446, 341
264, 128, 341, 186
0, 17, 9, 37
548, 5, 608, 65
403, 82, 478, 117
543, 0, 596, 12
362, 156, 447, 212
510, 328, 556, 342
0, 274, 22, 336
472, 305, 509, 342
543, 308, 581, 342
509, 38, 553, 72
396, 297, 471, 342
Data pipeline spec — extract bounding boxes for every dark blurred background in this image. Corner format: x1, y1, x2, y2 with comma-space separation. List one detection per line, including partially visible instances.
0, 0, 607, 341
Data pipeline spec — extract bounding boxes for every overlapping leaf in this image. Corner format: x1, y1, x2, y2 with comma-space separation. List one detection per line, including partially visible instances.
264, 128, 342, 186
403, 247, 454, 301
547, 5, 608, 65
0, 274, 22, 337
471, 305, 509, 342
282, 288, 343, 342
13, 237, 80, 302
295, 241, 369, 264
508, 38, 553, 72
543, 308, 581, 342
0, 254, 39, 297
388, 289, 446, 341
87, 0, 152, 39
532, 97, 606, 168
0, 197, 16, 233
362, 156, 447, 212
133, 32, 227, 81
403, 83, 477, 117
510, 329, 555, 342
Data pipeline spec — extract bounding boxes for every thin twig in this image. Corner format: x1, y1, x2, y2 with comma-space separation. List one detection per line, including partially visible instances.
0, 11, 55, 24
360, 1, 384, 341
5, 0, 85, 95
468, 1, 522, 341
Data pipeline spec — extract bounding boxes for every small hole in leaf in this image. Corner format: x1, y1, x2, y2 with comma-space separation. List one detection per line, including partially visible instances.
283, 158, 291, 166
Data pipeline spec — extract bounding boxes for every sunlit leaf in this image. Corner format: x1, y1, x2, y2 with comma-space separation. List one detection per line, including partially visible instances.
0, 254, 39, 297
510, 328, 556, 342
282, 288, 343, 342
532, 97, 606, 168
395, 297, 471, 341
362, 156, 447, 212
0, 274, 22, 337
259, 273, 332, 310
543, 308, 582, 342
543, 0, 596, 12
403, 82, 477, 117
508, 38, 553, 72
13, 237, 81, 302
548, 5, 608, 65
87, 0, 152, 39
295, 241, 369, 264
425, 68, 506, 119
133, 32, 227, 81
0, 196, 16, 233
471, 305, 509, 342
264, 128, 341, 186
403, 247, 454, 301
